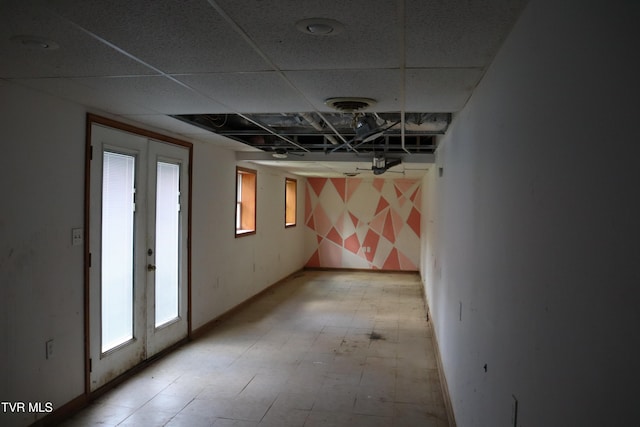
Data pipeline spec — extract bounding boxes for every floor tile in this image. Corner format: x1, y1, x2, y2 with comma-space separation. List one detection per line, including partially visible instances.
61, 271, 450, 427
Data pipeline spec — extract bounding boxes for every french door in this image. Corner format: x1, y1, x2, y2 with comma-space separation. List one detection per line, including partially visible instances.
88, 123, 189, 391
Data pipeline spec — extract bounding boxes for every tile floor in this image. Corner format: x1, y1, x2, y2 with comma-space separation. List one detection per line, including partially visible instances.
61, 270, 449, 427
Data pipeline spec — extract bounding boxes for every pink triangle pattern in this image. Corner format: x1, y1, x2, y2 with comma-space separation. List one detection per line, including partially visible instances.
346, 178, 362, 201
312, 204, 332, 237
326, 227, 343, 247
383, 248, 401, 270
369, 211, 386, 236
305, 186, 313, 222
348, 211, 359, 228
362, 230, 380, 263
409, 186, 422, 210
307, 250, 321, 267
407, 207, 421, 236
308, 178, 327, 197
394, 185, 403, 198
390, 209, 404, 237
394, 179, 415, 195
382, 211, 395, 244
334, 212, 346, 237
373, 178, 384, 193
330, 178, 346, 201
398, 195, 407, 208
375, 197, 390, 215
398, 249, 417, 270
344, 233, 360, 254
305, 177, 421, 271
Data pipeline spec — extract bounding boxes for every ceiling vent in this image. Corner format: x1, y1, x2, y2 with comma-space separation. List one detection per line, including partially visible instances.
325, 97, 376, 112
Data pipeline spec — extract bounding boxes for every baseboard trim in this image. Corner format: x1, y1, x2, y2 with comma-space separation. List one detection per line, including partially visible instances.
303, 267, 419, 274
424, 295, 457, 427
31, 338, 188, 426
29, 394, 87, 427
190, 268, 304, 339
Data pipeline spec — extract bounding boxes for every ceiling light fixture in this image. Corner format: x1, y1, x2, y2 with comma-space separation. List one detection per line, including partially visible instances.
10, 35, 59, 50
296, 18, 344, 36
272, 148, 288, 159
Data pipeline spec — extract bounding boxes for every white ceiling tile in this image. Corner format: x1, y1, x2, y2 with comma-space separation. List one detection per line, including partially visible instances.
405, 68, 484, 111
11, 78, 157, 115
214, 0, 400, 70
176, 72, 310, 113
405, 0, 528, 68
46, 0, 270, 74
284, 69, 401, 112
72, 75, 227, 114
0, 2, 153, 78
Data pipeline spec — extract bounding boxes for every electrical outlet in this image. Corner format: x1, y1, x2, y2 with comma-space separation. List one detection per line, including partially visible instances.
45, 339, 54, 359
72, 228, 83, 246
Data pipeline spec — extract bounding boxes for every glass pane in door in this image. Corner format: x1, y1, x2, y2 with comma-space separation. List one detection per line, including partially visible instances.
155, 162, 180, 327
101, 152, 135, 352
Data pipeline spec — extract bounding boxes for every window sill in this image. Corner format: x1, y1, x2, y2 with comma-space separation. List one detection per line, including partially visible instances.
235, 229, 256, 237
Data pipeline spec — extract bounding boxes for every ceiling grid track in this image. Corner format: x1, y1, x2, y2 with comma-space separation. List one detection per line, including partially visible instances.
398, 0, 409, 154
205, 0, 352, 148
51, 0, 311, 152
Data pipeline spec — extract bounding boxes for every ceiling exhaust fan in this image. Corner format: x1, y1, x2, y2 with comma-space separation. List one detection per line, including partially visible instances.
355, 155, 404, 175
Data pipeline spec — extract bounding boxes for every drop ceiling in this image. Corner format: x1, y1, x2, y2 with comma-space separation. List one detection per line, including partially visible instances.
0, 0, 527, 178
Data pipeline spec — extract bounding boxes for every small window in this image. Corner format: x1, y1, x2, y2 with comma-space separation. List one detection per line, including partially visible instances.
236, 167, 256, 237
285, 178, 297, 227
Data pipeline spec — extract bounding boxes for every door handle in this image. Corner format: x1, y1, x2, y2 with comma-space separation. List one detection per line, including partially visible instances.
147, 264, 156, 272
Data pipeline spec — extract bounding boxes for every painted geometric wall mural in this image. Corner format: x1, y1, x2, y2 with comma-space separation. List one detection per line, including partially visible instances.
304, 178, 422, 271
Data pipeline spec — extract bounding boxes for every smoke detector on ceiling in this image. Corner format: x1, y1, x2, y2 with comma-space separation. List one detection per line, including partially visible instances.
10, 35, 59, 50
325, 97, 377, 113
296, 18, 344, 36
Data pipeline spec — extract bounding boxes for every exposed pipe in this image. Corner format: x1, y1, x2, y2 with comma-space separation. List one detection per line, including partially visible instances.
238, 114, 310, 152
299, 112, 339, 145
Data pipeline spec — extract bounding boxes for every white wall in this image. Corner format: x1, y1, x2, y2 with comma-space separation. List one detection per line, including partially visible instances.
0, 80, 306, 426
0, 80, 86, 426
420, 1, 640, 426
191, 146, 307, 329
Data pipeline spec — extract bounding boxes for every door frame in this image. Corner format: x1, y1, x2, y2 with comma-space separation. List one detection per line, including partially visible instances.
83, 113, 193, 395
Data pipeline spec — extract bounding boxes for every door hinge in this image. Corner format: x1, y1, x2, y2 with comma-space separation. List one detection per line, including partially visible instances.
88, 252, 92, 268
89, 358, 92, 373
90, 145, 93, 160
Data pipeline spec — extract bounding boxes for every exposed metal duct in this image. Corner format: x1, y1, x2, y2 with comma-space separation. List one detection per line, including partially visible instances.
299, 112, 339, 145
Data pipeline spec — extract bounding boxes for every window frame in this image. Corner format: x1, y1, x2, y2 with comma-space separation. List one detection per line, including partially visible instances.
285, 177, 297, 228
235, 166, 257, 237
